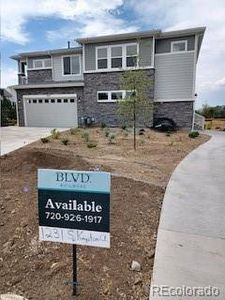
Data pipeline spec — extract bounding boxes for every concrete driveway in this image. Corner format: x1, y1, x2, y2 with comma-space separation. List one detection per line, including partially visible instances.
0, 126, 66, 156
150, 131, 225, 299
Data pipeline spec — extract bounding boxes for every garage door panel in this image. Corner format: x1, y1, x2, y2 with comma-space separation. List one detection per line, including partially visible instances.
24, 96, 78, 128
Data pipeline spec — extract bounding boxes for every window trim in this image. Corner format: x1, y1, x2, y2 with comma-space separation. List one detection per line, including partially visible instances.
31, 58, 52, 70
61, 55, 81, 76
171, 40, 188, 53
96, 43, 139, 71
97, 90, 131, 103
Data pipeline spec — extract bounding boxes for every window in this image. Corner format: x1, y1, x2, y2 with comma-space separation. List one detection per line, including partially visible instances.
33, 99, 37, 103
70, 99, 75, 103
126, 44, 137, 67
38, 99, 43, 103
111, 46, 122, 68
57, 99, 62, 103
51, 99, 55, 103
63, 56, 80, 75
33, 58, 51, 69
97, 48, 108, 69
96, 43, 138, 70
97, 90, 127, 102
98, 92, 109, 101
45, 99, 49, 103
171, 40, 187, 52
64, 99, 68, 103
111, 91, 123, 100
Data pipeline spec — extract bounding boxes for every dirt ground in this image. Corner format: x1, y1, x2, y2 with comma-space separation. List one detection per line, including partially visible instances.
0, 128, 209, 299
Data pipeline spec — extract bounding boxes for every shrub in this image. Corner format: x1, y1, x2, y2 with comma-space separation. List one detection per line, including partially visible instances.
61, 138, 69, 145
166, 131, 171, 137
51, 129, 60, 139
100, 122, 107, 129
108, 134, 116, 144
41, 137, 49, 143
81, 131, 90, 142
87, 141, 97, 148
189, 131, 199, 139
70, 127, 79, 135
123, 131, 129, 137
104, 128, 110, 137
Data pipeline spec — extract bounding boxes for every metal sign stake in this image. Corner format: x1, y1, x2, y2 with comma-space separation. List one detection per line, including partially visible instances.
72, 244, 78, 297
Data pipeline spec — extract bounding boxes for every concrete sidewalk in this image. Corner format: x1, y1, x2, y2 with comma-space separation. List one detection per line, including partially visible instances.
0, 126, 66, 156
150, 131, 225, 299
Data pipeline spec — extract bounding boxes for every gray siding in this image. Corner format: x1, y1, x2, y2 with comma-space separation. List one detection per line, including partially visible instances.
154, 52, 195, 100
139, 38, 153, 67
84, 38, 153, 71
52, 54, 83, 81
27, 56, 51, 69
155, 36, 195, 54
84, 44, 96, 71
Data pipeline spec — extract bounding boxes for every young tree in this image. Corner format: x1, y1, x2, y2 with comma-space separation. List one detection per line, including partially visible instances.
118, 69, 153, 150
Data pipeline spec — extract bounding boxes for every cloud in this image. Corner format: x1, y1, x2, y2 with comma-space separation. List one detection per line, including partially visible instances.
1, 0, 130, 45
127, 0, 225, 105
1, 66, 18, 87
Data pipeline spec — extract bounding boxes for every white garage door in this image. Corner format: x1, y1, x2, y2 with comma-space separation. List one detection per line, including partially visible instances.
23, 94, 78, 128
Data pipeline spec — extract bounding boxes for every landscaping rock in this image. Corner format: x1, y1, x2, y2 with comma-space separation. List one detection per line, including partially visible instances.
131, 260, 141, 272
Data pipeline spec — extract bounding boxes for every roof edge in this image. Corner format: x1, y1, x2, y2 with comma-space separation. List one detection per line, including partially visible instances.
76, 29, 161, 44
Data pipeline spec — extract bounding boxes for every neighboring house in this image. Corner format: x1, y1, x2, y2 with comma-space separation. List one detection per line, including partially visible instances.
10, 27, 205, 128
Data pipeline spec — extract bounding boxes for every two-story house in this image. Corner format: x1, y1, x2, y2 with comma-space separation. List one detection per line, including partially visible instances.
11, 27, 205, 129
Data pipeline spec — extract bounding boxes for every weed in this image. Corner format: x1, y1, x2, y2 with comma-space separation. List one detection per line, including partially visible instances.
189, 131, 199, 139
82, 131, 90, 142
61, 138, 69, 145
87, 141, 97, 148
70, 128, 79, 135
108, 134, 116, 144
51, 129, 60, 139
41, 137, 49, 143
105, 128, 110, 137
100, 122, 107, 129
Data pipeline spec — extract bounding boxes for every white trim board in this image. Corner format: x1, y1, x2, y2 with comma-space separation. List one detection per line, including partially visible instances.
23, 94, 77, 99
83, 66, 154, 74
154, 99, 195, 102
155, 50, 195, 56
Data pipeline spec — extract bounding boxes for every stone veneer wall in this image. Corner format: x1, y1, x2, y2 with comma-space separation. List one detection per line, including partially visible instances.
16, 87, 84, 126
27, 69, 53, 84
154, 101, 194, 129
83, 70, 155, 127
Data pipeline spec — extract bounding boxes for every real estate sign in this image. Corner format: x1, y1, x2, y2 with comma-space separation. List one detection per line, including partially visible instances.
38, 169, 110, 248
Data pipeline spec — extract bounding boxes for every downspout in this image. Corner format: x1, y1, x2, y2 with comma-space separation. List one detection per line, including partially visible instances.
191, 34, 199, 131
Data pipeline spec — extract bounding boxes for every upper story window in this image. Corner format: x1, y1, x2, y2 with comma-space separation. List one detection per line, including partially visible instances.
126, 44, 137, 67
63, 55, 80, 75
96, 43, 138, 71
97, 48, 108, 69
171, 40, 187, 52
111, 46, 122, 68
33, 58, 51, 69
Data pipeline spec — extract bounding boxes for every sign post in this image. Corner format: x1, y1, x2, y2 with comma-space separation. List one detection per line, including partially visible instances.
37, 169, 111, 296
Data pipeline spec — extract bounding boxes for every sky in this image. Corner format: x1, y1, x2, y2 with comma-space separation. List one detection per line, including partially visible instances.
1, 0, 225, 108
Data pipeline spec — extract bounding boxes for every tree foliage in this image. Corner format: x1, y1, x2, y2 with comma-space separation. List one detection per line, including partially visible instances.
1, 96, 17, 126
118, 69, 153, 149
196, 104, 225, 118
